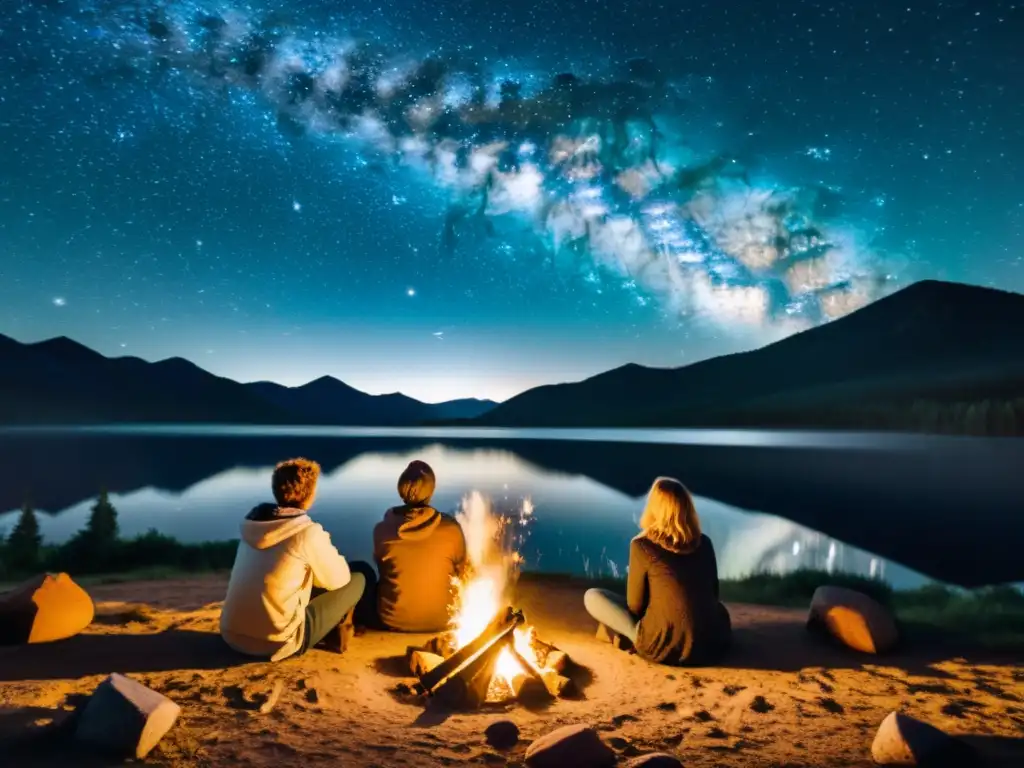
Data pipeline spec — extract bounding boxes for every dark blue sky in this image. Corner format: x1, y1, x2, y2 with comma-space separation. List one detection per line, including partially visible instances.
0, 0, 1021, 402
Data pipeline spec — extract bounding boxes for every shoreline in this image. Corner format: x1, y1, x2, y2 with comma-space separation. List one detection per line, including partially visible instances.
4, 565, 1022, 651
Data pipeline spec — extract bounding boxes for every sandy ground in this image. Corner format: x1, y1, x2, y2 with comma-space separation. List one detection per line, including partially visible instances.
1, 575, 1022, 767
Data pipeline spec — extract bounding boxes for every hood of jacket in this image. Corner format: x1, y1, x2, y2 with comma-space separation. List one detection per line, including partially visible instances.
384, 504, 443, 541
240, 503, 315, 550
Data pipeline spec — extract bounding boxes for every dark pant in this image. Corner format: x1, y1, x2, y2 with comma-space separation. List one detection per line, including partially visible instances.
347, 560, 381, 629
300, 571, 366, 654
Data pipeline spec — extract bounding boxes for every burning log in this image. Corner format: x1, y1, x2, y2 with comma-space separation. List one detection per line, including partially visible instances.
436, 635, 507, 709
419, 607, 524, 695
509, 644, 572, 698
405, 603, 575, 707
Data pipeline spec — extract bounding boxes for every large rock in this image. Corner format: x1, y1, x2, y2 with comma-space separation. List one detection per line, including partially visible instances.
0, 572, 95, 645
808, 586, 898, 654
525, 724, 616, 768
871, 711, 966, 766
74, 673, 181, 759
624, 754, 685, 767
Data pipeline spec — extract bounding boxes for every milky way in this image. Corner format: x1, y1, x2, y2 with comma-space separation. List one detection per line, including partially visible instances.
42, 0, 904, 334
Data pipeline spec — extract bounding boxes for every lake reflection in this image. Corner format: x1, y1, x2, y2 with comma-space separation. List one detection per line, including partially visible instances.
0, 440, 932, 590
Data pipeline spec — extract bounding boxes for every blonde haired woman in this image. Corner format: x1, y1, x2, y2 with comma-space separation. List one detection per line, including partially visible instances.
584, 477, 731, 665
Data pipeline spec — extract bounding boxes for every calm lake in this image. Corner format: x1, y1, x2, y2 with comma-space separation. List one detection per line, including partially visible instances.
1, 426, 1022, 590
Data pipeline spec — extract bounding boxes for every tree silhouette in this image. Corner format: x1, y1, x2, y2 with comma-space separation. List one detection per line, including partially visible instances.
85, 489, 119, 547
7, 501, 43, 572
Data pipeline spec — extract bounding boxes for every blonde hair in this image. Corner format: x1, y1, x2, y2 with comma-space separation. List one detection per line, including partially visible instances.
639, 477, 702, 554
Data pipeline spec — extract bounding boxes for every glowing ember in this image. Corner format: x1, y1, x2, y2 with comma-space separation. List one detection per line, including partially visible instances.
448, 492, 541, 696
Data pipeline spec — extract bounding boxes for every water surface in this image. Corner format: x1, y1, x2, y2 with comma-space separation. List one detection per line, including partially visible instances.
1, 427, 1021, 589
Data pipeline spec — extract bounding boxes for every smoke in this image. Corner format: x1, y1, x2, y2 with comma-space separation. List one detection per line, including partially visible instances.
53, 1, 898, 333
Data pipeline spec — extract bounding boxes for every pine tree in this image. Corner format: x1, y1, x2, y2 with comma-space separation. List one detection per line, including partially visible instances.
7, 501, 43, 572
86, 489, 119, 547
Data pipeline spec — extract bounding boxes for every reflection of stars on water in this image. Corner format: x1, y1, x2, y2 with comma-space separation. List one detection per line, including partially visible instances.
52, 297, 66, 307
292, 200, 302, 212
406, 287, 416, 297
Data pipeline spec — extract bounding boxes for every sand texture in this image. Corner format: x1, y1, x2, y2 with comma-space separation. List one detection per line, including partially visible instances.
1, 574, 1022, 767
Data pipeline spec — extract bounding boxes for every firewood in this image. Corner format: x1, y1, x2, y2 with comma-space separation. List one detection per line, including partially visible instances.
508, 672, 530, 698
408, 650, 445, 677
420, 607, 523, 694
545, 650, 568, 674
539, 668, 572, 697
425, 634, 451, 658
435, 637, 504, 708
73, 674, 181, 759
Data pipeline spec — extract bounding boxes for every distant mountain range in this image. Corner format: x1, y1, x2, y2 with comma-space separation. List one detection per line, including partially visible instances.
0, 335, 496, 426
466, 280, 1024, 432
1, 279, 1022, 431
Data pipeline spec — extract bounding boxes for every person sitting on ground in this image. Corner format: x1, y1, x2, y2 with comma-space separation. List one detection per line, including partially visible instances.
220, 457, 365, 661
583, 476, 731, 665
373, 460, 467, 632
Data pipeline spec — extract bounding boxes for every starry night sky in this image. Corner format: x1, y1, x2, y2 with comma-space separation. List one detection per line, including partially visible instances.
0, 0, 1021, 403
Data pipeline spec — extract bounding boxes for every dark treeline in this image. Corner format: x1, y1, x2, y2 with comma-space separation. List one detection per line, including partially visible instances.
664, 396, 1024, 437
0, 491, 237, 580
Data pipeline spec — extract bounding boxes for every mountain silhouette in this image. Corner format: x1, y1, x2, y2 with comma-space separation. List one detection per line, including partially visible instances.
469, 280, 1024, 430
0, 335, 496, 426
248, 376, 494, 426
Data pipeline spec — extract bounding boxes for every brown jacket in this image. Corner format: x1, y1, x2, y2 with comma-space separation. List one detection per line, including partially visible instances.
373, 505, 467, 632
627, 533, 731, 665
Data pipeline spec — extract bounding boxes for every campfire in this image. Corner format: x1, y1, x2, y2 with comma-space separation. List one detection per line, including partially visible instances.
403, 493, 574, 709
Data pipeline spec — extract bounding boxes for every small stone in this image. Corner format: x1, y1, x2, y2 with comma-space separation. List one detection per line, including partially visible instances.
74, 673, 181, 759
871, 711, 970, 765
624, 753, 685, 768
750, 695, 774, 714
484, 720, 519, 750
525, 724, 616, 768
808, 586, 898, 654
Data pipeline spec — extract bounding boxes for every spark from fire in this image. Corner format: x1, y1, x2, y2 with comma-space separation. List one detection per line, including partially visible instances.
449, 491, 539, 691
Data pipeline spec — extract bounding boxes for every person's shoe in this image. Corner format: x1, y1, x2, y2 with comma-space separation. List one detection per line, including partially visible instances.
314, 624, 344, 654
313, 608, 357, 654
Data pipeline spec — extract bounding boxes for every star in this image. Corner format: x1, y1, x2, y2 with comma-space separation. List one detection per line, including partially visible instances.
407, 288, 416, 297
292, 201, 302, 212
52, 297, 66, 307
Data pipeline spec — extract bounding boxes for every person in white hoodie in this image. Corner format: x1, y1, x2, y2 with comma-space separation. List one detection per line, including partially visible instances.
220, 457, 365, 661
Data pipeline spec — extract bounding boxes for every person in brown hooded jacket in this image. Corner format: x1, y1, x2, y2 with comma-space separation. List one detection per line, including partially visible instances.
373, 460, 467, 632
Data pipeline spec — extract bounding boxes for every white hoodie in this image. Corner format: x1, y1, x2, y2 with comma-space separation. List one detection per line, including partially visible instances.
220, 505, 351, 661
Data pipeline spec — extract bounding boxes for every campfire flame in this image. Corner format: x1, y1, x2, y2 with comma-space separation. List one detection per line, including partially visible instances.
449, 492, 539, 694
